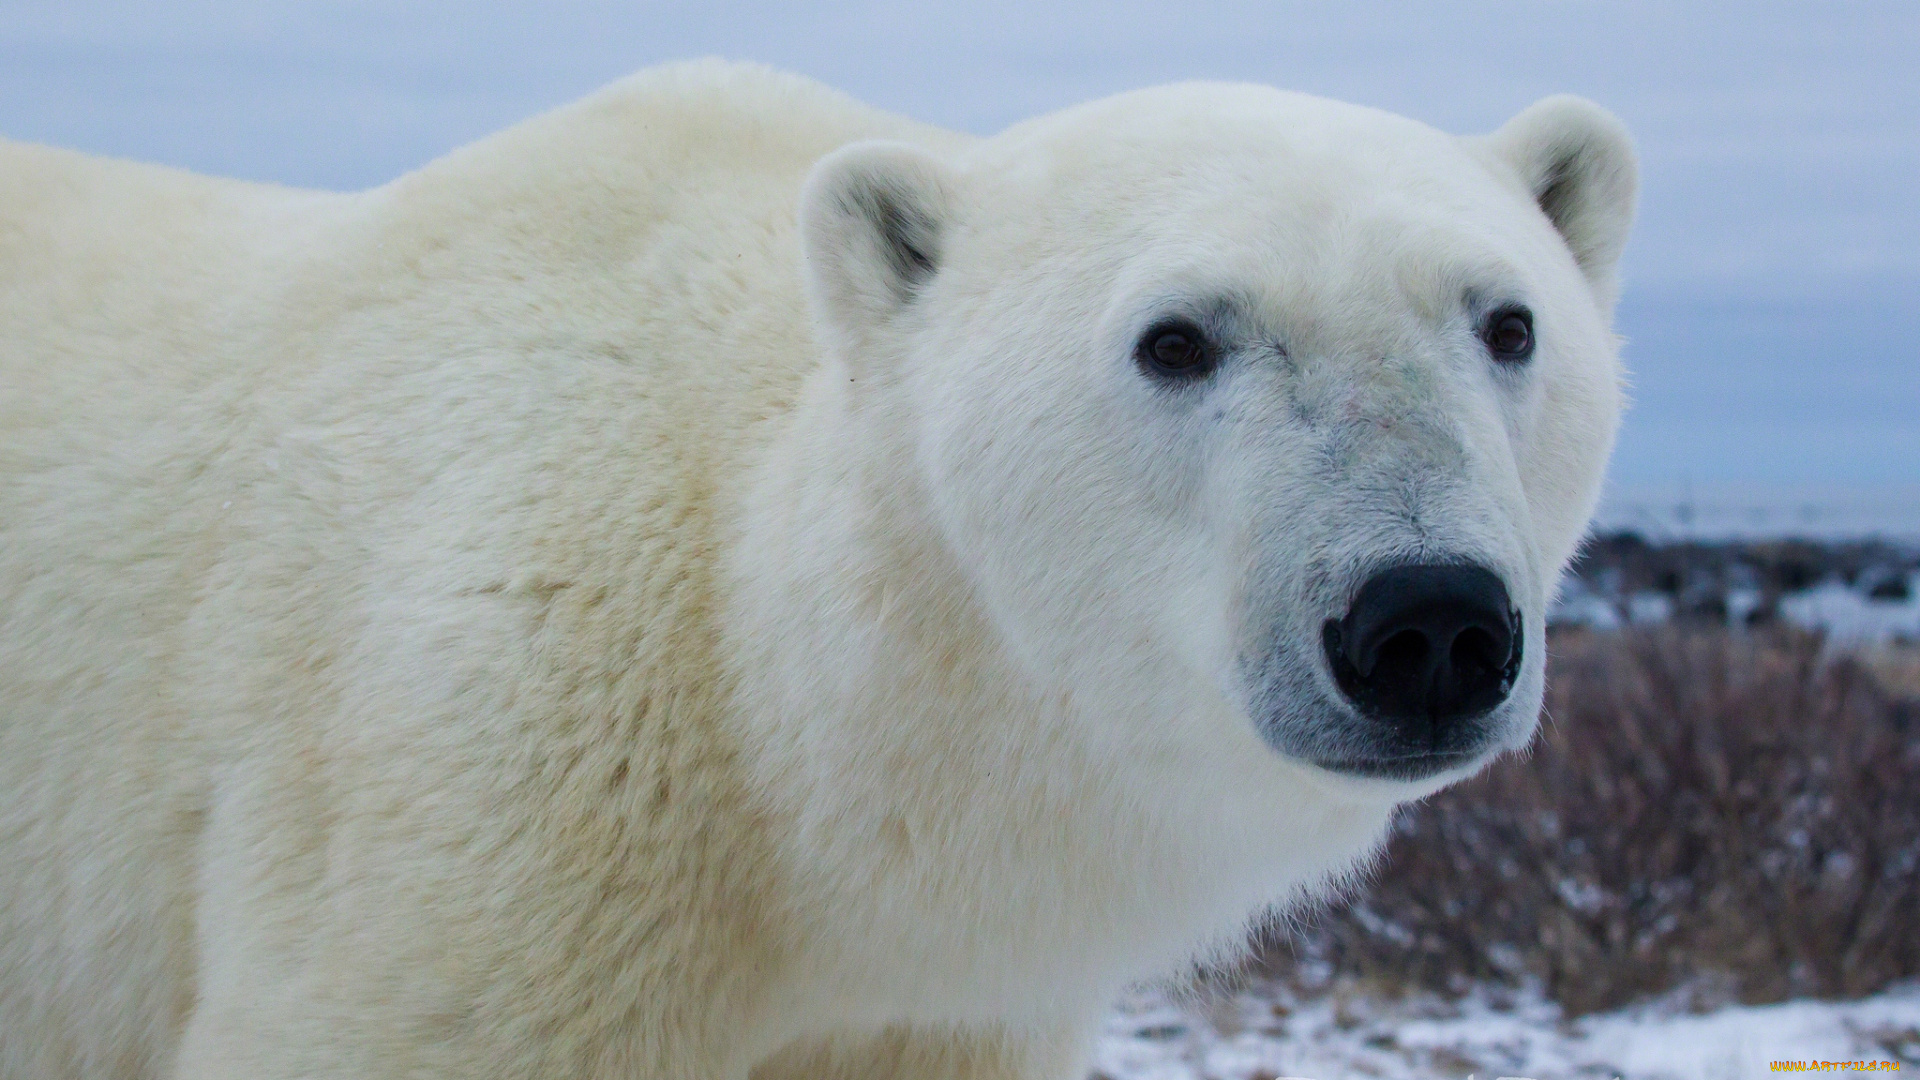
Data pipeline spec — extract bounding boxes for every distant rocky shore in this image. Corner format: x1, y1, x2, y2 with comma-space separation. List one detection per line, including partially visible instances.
1555, 533, 1920, 647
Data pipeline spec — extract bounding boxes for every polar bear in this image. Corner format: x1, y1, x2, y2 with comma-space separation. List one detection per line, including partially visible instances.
0, 60, 1633, 1079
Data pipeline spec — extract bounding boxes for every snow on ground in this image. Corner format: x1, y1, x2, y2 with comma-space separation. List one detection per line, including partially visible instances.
1091, 982, 1920, 1080
1779, 579, 1920, 647
1551, 571, 1920, 646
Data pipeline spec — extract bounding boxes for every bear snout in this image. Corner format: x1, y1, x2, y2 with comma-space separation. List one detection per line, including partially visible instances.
1315, 562, 1522, 779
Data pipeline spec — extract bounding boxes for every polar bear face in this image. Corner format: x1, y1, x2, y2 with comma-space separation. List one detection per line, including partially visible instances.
800, 85, 1633, 794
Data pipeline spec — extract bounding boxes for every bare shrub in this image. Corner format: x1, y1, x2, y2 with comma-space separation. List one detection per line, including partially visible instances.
1256, 626, 1920, 1016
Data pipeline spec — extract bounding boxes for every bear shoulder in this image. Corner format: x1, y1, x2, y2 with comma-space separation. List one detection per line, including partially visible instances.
377, 59, 969, 241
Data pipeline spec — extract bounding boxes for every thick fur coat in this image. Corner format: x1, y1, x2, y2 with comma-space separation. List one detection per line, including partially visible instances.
0, 61, 1634, 1079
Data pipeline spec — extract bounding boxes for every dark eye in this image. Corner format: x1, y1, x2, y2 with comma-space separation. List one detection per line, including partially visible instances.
1480, 305, 1535, 363
1136, 319, 1217, 380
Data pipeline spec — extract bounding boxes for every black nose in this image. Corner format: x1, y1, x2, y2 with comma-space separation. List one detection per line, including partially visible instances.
1323, 563, 1522, 731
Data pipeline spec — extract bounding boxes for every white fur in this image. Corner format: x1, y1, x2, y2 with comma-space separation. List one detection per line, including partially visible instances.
0, 61, 1633, 1079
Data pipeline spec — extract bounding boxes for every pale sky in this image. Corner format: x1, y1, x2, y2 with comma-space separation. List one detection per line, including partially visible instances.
3, 0, 1915, 488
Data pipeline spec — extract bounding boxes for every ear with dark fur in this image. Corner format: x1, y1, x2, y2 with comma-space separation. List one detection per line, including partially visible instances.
798, 141, 955, 358
1485, 96, 1638, 305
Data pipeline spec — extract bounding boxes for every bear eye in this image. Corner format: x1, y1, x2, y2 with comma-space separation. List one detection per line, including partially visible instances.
1480, 305, 1535, 363
1136, 319, 1217, 381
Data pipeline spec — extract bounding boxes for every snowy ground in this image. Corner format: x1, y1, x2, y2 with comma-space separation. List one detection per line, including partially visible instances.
1090, 982, 1920, 1080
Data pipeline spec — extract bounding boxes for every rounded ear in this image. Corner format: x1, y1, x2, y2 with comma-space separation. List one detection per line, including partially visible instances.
1484, 96, 1638, 306
798, 140, 956, 360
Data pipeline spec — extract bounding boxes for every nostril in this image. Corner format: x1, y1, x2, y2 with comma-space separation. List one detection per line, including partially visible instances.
1449, 625, 1502, 673
1373, 628, 1429, 680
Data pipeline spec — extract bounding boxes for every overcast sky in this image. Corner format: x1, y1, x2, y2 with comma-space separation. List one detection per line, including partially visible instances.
3, 0, 1914, 490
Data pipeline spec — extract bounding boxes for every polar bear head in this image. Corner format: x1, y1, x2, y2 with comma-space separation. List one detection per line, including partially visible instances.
797, 86, 1634, 799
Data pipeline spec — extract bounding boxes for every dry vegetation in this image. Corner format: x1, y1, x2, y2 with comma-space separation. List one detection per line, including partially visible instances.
1254, 626, 1920, 1016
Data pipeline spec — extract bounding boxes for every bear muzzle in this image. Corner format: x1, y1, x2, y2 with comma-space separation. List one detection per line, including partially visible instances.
1315, 562, 1523, 780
